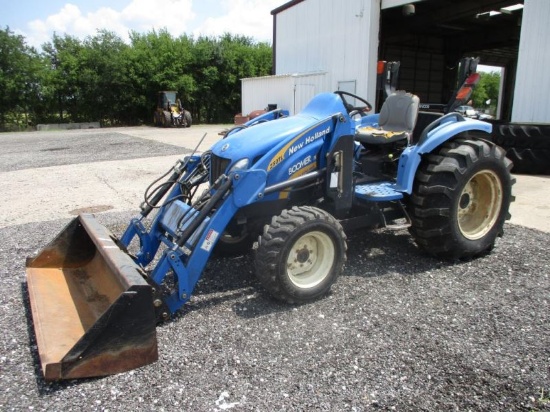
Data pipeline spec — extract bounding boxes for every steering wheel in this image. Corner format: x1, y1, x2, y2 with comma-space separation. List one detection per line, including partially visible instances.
334, 90, 373, 116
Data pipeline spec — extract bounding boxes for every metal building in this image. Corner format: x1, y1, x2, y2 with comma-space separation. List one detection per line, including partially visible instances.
513, 0, 550, 123
242, 0, 549, 124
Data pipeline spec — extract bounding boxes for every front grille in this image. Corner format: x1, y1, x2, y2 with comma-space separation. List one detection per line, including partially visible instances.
210, 154, 231, 185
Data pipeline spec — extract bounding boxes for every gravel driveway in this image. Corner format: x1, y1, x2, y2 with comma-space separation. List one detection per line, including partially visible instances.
0, 127, 549, 411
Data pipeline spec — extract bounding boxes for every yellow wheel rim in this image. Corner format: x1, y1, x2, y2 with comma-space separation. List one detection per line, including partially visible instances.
457, 170, 503, 240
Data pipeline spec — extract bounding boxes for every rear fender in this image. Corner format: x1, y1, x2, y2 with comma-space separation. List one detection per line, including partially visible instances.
395, 114, 492, 194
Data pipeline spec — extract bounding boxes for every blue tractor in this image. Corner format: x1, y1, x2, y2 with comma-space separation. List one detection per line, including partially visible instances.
26, 89, 513, 380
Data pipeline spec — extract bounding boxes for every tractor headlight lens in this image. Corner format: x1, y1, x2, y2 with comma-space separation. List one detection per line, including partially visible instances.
229, 158, 249, 173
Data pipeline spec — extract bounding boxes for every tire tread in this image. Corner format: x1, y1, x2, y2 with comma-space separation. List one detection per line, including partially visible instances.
255, 206, 346, 303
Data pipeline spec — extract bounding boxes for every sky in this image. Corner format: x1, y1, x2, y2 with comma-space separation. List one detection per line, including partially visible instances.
2, 0, 285, 49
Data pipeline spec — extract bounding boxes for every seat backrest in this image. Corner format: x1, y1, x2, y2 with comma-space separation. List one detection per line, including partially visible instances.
378, 91, 420, 133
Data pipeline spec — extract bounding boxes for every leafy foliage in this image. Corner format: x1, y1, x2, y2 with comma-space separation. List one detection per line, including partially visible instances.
471, 71, 501, 114
0, 27, 272, 129
0, 27, 43, 130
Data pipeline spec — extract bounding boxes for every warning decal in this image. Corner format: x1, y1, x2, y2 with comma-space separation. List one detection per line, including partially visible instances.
200, 229, 219, 252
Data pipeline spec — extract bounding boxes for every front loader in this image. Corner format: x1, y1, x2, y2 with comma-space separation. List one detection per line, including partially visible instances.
27, 89, 514, 381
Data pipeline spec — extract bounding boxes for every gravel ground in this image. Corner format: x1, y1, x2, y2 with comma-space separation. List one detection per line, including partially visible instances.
0, 130, 185, 172
1, 214, 549, 411
1, 127, 549, 411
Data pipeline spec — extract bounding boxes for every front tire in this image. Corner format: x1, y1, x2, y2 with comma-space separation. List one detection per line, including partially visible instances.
214, 225, 253, 256
162, 111, 171, 127
255, 206, 347, 303
409, 138, 514, 259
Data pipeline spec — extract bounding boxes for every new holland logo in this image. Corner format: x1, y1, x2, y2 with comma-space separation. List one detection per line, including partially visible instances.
267, 124, 331, 171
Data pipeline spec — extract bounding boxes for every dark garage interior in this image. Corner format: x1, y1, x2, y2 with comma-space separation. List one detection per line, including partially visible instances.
379, 0, 524, 121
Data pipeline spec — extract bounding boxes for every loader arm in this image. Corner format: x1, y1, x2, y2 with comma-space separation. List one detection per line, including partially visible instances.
123, 169, 267, 315
25, 168, 267, 380
120, 153, 209, 267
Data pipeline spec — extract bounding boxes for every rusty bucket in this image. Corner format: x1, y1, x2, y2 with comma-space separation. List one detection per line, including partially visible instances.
26, 214, 158, 381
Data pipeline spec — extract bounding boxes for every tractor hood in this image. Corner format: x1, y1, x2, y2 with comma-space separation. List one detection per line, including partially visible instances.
211, 93, 348, 166
211, 116, 310, 162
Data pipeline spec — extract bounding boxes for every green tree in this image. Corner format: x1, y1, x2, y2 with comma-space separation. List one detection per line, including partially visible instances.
471, 71, 501, 114
190, 33, 272, 123
79, 30, 131, 125
41, 34, 84, 122
216, 33, 272, 122
41, 31, 134, 125
128, 30, 196, 123
0, 27, 43, 129
2, 28, 273, 128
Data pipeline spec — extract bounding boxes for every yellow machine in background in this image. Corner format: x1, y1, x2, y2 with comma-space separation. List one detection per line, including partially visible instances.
153, 91, 192, 127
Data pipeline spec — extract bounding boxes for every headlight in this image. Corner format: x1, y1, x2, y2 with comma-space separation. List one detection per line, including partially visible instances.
228, 158, 249, 173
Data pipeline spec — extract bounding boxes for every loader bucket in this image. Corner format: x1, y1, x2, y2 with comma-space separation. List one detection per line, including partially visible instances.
26, 214, 158, 381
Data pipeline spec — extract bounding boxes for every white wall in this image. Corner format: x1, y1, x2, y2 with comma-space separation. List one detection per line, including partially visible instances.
274, 0, 381, 104
512, 0, 550, 123
242, 72, 328, 115
241, 75, 294, 115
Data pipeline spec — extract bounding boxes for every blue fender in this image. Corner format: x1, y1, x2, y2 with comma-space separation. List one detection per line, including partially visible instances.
395, 113, 492, 194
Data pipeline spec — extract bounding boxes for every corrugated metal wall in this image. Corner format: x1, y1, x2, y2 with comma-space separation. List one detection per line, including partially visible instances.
274, 0, 381, 103
512, 0, 550, 123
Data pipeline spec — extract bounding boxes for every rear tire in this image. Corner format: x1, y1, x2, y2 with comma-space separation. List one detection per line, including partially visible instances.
408, 138, 514, 260
255, 206, 346, 303
184, 110, 192, 127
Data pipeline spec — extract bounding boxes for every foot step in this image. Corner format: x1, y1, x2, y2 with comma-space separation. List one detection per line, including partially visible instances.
355, 182, 403, 202
385, 220, 411, 230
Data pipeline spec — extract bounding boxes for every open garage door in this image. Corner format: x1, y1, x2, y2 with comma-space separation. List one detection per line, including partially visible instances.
379, 0, 523, 121
378, 1, 550, 175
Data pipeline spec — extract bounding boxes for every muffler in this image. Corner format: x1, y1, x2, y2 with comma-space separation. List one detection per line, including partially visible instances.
26, 214, 158, 381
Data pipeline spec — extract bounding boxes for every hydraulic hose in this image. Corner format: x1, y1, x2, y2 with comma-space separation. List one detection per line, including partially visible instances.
174, 177, 232, 249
